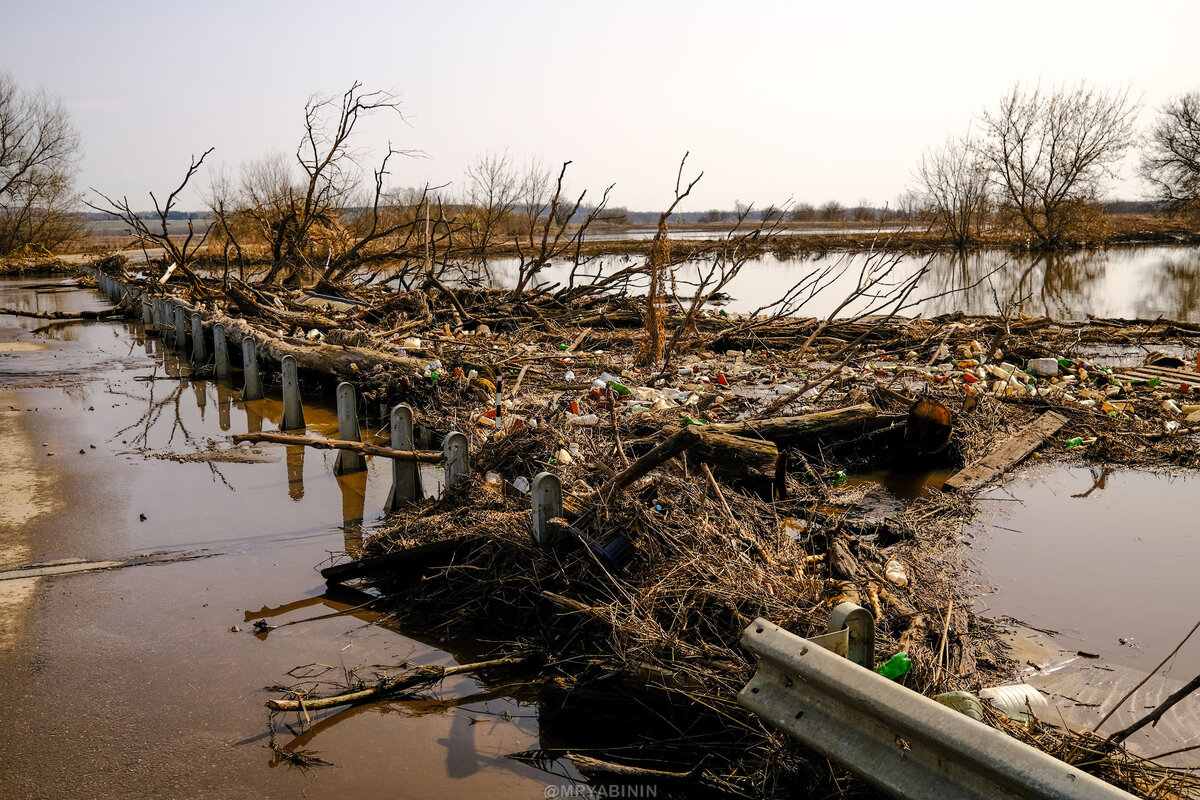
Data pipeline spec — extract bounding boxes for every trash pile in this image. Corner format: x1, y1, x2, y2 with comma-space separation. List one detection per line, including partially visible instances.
86, 259, 1200, 799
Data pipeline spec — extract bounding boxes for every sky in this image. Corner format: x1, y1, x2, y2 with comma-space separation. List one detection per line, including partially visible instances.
3, 0, 1199, 213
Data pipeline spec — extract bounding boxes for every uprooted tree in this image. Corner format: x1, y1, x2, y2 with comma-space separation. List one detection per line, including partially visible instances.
258, 83, 408, 285
88, 148, 215, 285
980, 83, 1137, 249
199, 83, 418, 287
0, 72, 82, 255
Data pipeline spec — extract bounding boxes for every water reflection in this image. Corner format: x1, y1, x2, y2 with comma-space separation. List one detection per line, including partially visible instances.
216, 384, 232, 431
285, 445, 305, 500
337, 471, 367, 555
1136, 253, 1200, 321
918, 249, 1110, 319
488, 244, 1200, 322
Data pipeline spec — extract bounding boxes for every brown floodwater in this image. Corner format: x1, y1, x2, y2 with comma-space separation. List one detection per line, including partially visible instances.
0, 277, 560, 799
969, 463, 1200, 678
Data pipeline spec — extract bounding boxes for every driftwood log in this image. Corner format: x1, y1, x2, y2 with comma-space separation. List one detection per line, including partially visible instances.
160, 296, 423, 381
0, 306, 124, 320
704, 403, 882, 446
265, 655, 531, 711
603, 426, 702, 495
231, 432, 444, 462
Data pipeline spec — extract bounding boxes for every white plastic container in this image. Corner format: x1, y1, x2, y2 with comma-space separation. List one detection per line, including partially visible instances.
979, 684, 1049, 724
1026, 358, 1060, 377
884, 559, 909, 587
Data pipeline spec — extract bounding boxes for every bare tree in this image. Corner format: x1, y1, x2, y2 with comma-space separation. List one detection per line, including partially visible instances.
819, 200, 844, 222
0, 72, 82, 254
509, 160, 612, 297
462, 150, 520, 259
205, 166, 250, 284
259, 82, 405, 284
981, 83, 1137, 248
915, 134, 990, 247
89, 148, 215, 284
1141, 89, 1200, 223
789, 202, 816, 222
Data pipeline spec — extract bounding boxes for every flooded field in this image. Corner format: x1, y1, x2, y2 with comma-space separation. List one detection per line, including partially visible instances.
487, 244, 1200, 322
0, 277, 557, 798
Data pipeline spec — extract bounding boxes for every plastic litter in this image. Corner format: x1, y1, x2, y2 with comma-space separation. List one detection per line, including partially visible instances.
884, 559, 909, 587
1026, 357, 1061, 377
935, 691, 985, 721
978, 684, 1049, 725
875, 652, 911, 680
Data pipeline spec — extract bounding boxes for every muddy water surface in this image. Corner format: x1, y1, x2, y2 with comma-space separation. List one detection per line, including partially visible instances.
970, 464, 1200, 678
488, 244, 1200, 321
0, 278, 555, 799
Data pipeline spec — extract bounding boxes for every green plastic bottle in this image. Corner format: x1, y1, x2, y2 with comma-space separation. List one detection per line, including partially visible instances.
875, 652, 911, 680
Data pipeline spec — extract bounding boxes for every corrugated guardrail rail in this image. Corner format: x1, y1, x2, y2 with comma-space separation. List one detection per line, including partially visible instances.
737, 618, 1135, 800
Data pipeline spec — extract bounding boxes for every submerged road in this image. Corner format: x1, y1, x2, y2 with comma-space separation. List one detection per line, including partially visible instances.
0, 277, 551, 799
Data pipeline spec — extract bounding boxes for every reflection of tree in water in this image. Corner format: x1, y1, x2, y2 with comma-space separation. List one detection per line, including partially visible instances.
1133, 251, 1200, 322
918, 250, 1106, 318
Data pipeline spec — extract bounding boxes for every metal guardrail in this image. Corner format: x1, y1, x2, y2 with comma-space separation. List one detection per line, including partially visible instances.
737, 618, 1135, 800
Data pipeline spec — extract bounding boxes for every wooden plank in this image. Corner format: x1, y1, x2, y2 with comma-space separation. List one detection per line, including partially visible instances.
1118, 366, 1200, 387
944, 411, 1067, 493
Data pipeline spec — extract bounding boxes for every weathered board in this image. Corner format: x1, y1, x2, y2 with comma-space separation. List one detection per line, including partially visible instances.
1116, 365, 1200, 389
943, 411, 1067, 492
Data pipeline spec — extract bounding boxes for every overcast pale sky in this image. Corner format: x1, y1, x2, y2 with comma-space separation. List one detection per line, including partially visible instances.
3, 0, 1198, 212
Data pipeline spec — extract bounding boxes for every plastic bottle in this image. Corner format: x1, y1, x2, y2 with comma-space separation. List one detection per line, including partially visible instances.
875, 652, 911, 680
1064, 436, 1084, 448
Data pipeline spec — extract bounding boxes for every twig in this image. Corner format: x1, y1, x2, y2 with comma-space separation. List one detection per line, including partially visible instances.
1107, 673, 1200, 745
702, 463, 735, 523
266, 655, 530, 711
